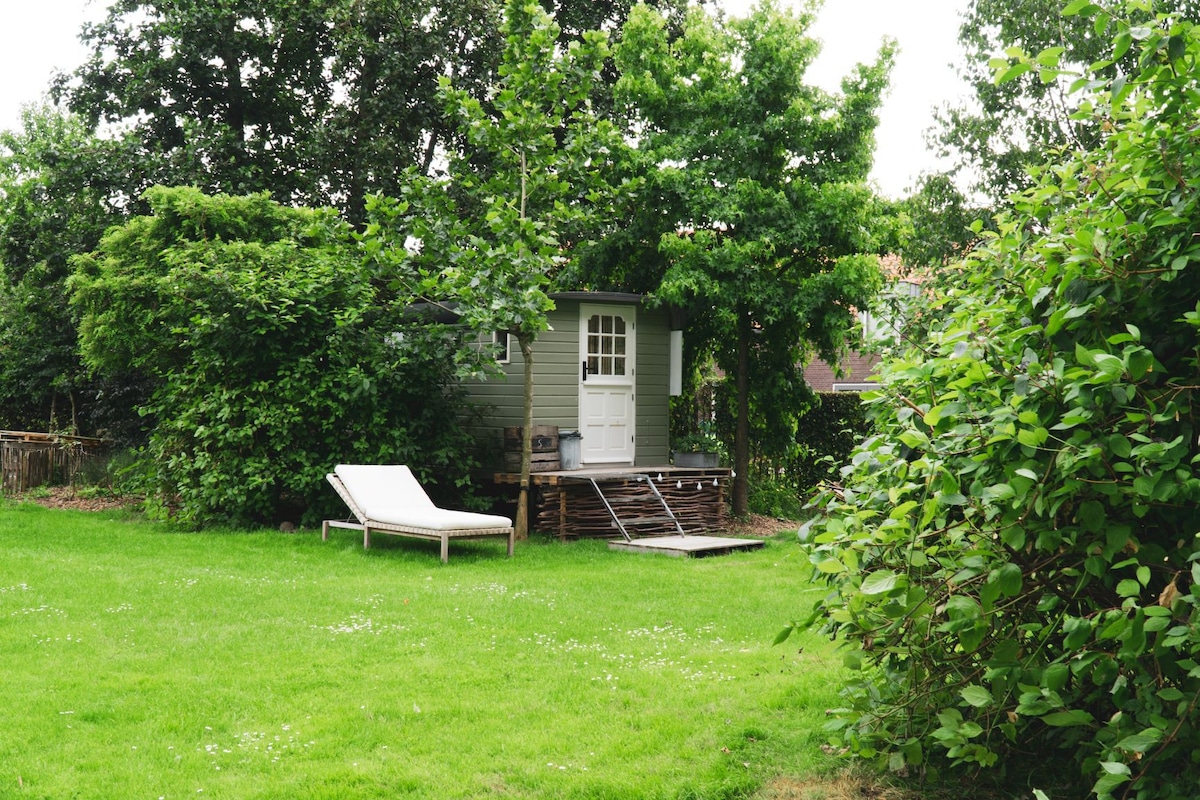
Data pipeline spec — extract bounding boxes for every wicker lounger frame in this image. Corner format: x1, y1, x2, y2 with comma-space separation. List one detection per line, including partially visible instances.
322, 473, 515, 564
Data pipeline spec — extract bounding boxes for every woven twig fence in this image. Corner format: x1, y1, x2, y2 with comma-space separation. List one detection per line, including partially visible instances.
535, 471, 729, 539
1, 431, 108, 495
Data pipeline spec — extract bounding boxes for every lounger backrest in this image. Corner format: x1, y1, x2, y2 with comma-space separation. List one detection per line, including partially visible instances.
334, 464, 436, 521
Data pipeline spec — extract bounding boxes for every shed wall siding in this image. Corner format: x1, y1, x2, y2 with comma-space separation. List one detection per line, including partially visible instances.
634, 310, 670, 466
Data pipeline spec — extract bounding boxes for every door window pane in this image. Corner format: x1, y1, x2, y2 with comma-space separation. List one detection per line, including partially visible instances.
584, 312, 629, 377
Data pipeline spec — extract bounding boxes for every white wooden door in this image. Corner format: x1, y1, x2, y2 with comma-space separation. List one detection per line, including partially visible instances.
579, 305, 635, 464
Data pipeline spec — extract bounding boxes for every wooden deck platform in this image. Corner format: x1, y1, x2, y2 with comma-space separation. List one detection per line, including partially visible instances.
494, 466, 730, 539
607, 535, 765, 557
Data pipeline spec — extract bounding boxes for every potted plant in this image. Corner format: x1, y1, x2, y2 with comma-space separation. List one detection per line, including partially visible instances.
671, 425, 722, 469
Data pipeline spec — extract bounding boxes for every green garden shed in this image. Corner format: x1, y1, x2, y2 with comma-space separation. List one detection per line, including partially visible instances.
465, 292, 682, 469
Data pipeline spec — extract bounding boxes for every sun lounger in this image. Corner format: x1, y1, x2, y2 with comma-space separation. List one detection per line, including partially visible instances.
322, 464, 514, 563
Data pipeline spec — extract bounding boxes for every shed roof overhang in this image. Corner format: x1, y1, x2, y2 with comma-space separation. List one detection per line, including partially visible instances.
549, 291, 645, 304
406, 292, 685, 329
551, 292, 686, 330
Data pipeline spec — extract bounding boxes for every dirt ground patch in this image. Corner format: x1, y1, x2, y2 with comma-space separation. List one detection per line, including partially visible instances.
727, 512, 802, 539
11, 485, 140, 513
757, 775, 908, 800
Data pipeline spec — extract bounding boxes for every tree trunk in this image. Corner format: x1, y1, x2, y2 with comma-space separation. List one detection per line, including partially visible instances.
733, 310, 751, 517
516, 332, 535, 539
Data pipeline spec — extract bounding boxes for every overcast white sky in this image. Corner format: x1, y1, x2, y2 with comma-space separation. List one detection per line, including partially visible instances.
0, 0, 971, 199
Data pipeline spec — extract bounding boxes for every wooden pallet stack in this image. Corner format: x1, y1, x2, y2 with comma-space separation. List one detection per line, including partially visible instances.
535, 470, 729, 539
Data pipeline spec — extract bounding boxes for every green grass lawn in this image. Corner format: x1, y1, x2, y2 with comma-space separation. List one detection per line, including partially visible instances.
0, 501, 843, 800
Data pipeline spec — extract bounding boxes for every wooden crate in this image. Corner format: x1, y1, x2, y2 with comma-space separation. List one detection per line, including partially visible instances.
502, 424, 560, 472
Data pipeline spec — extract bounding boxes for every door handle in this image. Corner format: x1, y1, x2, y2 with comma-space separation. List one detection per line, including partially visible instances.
582, 360, 588, 381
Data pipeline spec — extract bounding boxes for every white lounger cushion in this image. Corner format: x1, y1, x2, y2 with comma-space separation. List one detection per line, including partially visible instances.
358, 506, 512, 531
333, 464, 512, 529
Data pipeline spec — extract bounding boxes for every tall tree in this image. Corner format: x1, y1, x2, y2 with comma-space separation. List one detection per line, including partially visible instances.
607, 0, 893, 516
935, 0, 1200, 205
0, 105, 135, 434
364, 0, 624, 537
895, 172, 987, 270
56, 0, 503, 223
53, 0, 683, 225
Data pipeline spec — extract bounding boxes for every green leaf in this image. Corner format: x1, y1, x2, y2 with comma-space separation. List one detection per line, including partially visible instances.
1125, 348, 1153, 379
937, 708, 963, 730
1169, 34, 1188, 62
958, 721, 983, 738
1077, 500, 1105, 532
1113, 31, 1133, 61
982, 483, 1016, 503
861, 570, 903, 596
1017, 427, 1048, 448
1109, 434, 1132, 459
946, 595, 981, 621
960, 685, 994, 708
815, 558, 847, 574
1043, 662, 1070, 692
1116, 579, 1142, 598
991, 563, 1023, 597
995, 62, 1034, 85
1035, 46, 1066, 67
1115, 728, 1162, 753
1041, 709, 1093, 727
898, 430, 930, 450
1093, 353, 1124, 378
1111, 74, 1129, 105
1093, 770, 1130, 797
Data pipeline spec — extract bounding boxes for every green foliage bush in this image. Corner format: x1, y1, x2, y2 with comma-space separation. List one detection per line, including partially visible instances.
794, 9, 1200, 799
742, 392, 870, 520
671, 367, 869, 519
71, 187, 483, 526
793, 392, 871, 491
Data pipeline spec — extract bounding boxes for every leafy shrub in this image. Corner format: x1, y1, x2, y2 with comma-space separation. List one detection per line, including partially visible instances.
792, 10, 1200, 799
742, 393, 870, 520
71, 187, 484, 525
793, 391, 871, 490
746, 472, 804, 520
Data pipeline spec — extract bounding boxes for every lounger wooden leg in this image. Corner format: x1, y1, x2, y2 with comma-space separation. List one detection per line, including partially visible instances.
507, 531, 515, 558
321, 520, 329, 541
364, 527, 371, 549
440, 535, 449, 564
